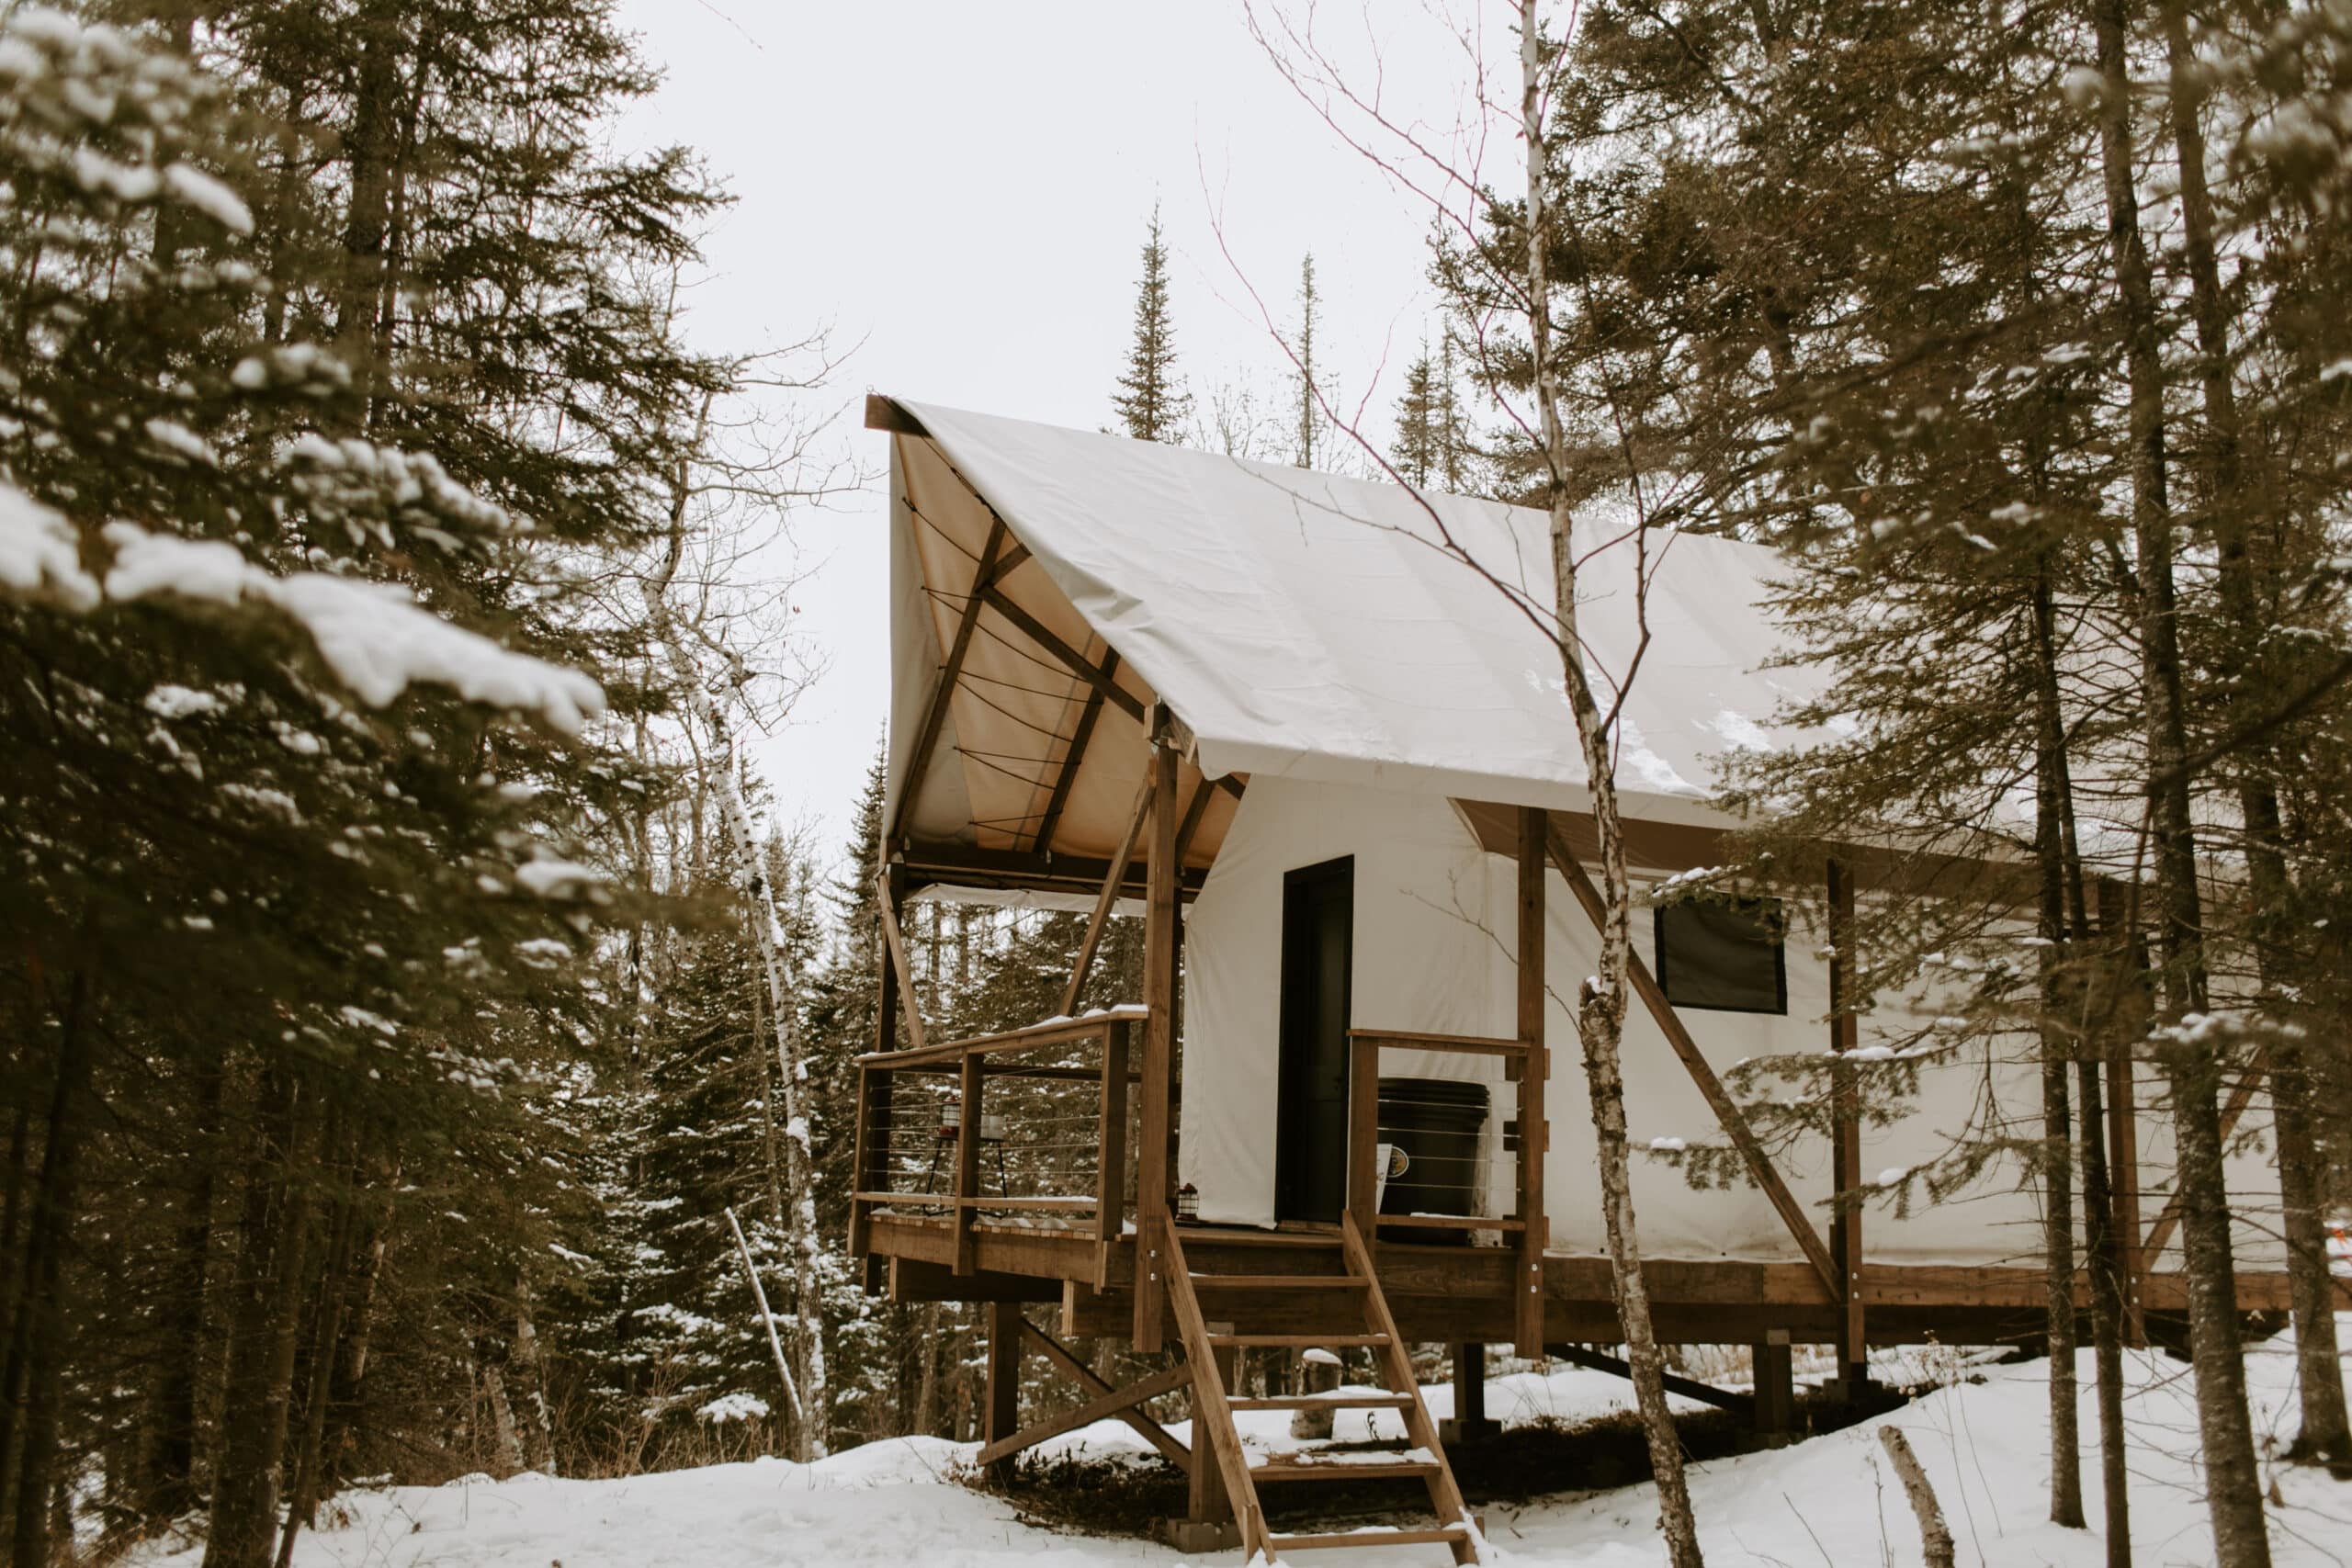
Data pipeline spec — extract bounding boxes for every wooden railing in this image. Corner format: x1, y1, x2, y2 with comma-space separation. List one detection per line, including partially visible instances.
1347, 1027, 1547, 1348
849, 1007, 1150, 1288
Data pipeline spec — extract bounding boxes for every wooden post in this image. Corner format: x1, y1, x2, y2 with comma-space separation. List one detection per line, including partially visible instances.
956, 1047, 982, 1276
857, 863, 905, 1292
1826, 859, 1867, 1396
983, 1302, 1023, 1486
1752, 1329, 1795, 1448
1442, 1343, 1497, 1446
1095, 1021, 1129, 1290
1349, 1034, 1381, 1253
1185, 1337, 1238, 1535
1514, 806, 1548, 1357
1134, 712, 1181, 1353
848, 1065, 880, 1256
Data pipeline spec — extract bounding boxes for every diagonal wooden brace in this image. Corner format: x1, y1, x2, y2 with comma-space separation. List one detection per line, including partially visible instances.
1542, 816, 1843, 1301
1015, 1318, 1193, 1473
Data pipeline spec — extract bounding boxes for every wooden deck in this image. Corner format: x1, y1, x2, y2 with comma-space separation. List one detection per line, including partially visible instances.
866, 1210, 2297, 1349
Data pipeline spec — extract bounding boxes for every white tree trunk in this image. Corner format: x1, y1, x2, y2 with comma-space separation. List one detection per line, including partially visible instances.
1518, 7, 1702, 1562
644, 421, 830, 1461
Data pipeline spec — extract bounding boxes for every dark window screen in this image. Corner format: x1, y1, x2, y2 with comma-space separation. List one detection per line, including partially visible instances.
1654, 898, 1786, 1014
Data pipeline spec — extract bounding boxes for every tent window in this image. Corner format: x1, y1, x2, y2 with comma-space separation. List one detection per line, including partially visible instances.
1654, 897, 1786, 1015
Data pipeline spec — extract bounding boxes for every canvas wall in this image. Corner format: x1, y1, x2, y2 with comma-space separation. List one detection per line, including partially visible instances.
1180, 774, 2284, 1270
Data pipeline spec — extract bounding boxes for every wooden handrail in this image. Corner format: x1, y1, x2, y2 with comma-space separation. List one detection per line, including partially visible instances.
848, 1010, 1146, 1281
851, 1193, 1100, 1211
1348, 1028, 1528, 1055
851, 1006, 1147, 1070
1348, 1028, 1547, 1286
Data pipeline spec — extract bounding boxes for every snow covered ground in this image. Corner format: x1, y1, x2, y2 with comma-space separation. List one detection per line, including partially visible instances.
132, 1327, 2351, 1567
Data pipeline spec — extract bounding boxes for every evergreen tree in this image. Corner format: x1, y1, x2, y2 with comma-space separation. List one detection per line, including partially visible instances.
1110, 206, 1191, 443
1392, 345, 1439, 487
1290, 251, 1326, 468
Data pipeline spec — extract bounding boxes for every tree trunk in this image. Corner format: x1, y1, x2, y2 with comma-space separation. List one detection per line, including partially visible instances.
2030, 561, 2085, 1529
2158, 1, 2350, 1472
273, 1172, 357, 1568
2091, 6, 2269, 1561
644, 413, 828, 1460
1880, 1427, 1957, 1568
1518, 6, 1701, 1562
9, 970, 94, 1568
201, 1077, 322, 1568
0, 1100, 35, 1543
148, 1052, 225, 1525
510, 1282, 556, 1476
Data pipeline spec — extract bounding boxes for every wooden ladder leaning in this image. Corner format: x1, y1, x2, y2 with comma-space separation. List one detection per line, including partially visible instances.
1160, 1213, 1482, 1564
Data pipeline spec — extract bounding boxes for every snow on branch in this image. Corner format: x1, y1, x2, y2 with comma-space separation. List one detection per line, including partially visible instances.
0, 506, 608, 733
0, 487, 98, 609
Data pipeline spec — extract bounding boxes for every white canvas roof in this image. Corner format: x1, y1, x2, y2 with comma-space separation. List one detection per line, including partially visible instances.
880, 396, 1822, 879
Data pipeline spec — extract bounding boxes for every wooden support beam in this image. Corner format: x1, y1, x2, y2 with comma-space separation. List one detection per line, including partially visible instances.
1172, 777, 1216, 865
1544, 1342, 1755, 1416
1033, 649, 1118, 854
893, 520, 1006, 843
865, 393, 929, 435
1134, 713, 1181, 1353
888, 1258, 1059, 1303
1442, 1344, 1497, 1446
1062, 771, 1155, 1018
1017, 1318, 1193, 1472
899, 841, 1207, 900
1514, 805, 1548, 1358
1544, 816, 1842, 1301
1752, 1329, 1796, 1444
1826, 858, 1868, 1390
982, 1302, 1024, 1483
874, 874, 930, 1055
2143, 1042, 2270, 1261
976, 1360, 1192, 1472
980, 584, 1146, 724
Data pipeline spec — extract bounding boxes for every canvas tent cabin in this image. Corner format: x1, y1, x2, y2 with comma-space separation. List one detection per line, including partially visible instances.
849, 394, 2291, 1559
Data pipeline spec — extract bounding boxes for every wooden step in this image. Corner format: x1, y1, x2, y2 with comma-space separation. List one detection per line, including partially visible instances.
1187, 1274, 1363, 1291
1176, 1225, 1343, 1247
1266, 1526, 1470, 1551
1252, 1457, 1442, 1483
1227, 1393, 1413, 1413
1207, 1333, 1389, 1350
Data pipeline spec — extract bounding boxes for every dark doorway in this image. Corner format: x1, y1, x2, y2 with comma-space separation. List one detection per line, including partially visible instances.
1275, 856, 1354, 1224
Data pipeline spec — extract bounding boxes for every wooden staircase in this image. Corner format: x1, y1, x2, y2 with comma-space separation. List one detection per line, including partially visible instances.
1162, 1214, 1483, 1563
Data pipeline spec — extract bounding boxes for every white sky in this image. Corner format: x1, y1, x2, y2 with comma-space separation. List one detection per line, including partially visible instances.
612, 1, 1489, 859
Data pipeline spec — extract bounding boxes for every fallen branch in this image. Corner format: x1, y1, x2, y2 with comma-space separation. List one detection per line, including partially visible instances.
1878, 1426, 1956, 1568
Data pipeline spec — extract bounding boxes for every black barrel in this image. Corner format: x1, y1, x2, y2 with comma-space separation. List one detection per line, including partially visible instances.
1374, 1077, 1489, 1246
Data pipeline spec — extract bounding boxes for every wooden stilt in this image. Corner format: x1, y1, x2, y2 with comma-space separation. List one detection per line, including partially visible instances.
1752, 1329, 1795, 1447
982, 1303, 1023, 1485
1442, 1343, 1497, 1446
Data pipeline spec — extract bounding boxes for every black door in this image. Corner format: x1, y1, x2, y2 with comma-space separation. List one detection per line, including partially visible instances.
1275, 856, 1354, 1224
